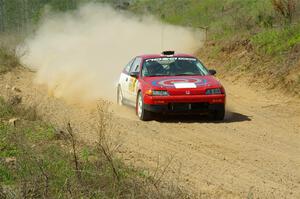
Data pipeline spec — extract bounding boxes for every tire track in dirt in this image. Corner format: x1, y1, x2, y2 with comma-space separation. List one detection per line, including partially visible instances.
1, 68, 299, 198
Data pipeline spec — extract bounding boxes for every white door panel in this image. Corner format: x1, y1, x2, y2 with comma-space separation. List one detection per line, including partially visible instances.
128, 77, 139, 103
119, 73, 131, 100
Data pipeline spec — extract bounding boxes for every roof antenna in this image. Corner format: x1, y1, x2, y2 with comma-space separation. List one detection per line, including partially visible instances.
161, 14, 165, 52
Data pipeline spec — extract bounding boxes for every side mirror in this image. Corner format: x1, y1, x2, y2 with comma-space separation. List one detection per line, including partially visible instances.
130, 71, 139, 78
209, 69, 217, 76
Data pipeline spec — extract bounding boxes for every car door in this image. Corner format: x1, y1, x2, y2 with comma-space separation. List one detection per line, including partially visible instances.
119, 58, 134, 101
128, 57, 142, 103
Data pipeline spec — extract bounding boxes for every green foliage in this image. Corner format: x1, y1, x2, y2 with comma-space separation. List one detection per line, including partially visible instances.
251, 24, 300, 55
0, 164, 14, 184
0, 0, 80, 33
0, 97, 13, 118
24, 124, 55, 142
130, 0, 275, 37
0, 124, 18, 159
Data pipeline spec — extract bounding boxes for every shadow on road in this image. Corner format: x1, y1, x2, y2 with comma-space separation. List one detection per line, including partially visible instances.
153, 111, 252, 123
224, 112, 252, 123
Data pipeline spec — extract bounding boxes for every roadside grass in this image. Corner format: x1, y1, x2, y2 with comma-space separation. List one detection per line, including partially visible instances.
251, 23, 300, 56
0, 97, 190, 198
129, 0, 274, 36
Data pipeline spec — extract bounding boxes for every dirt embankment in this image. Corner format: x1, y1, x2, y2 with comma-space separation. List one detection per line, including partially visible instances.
1, 68, 300, 198
198, 39, 300, 96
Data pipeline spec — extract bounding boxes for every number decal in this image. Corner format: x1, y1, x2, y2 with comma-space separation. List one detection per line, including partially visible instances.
129, 78, 137, 93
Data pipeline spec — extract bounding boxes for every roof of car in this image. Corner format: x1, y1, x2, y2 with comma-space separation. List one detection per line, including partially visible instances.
138, 53, 196, 59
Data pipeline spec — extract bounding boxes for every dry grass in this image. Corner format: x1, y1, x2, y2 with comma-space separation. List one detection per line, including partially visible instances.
0, 97, 192, 198
0, 46, 20, 74
271, 0, 297, 23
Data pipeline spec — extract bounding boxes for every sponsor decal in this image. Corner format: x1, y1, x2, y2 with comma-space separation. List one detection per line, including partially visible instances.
151, 77, 207, 88
129, 77, 138, 92
174, 82, 196, 88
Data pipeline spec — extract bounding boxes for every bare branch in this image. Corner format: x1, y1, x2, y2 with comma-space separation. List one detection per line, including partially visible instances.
66, 122, 82, 182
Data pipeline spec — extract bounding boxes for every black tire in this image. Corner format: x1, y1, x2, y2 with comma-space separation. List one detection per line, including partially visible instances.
211, 104, 225, 121
117, 85, 123, 105
136, 92, 152, 121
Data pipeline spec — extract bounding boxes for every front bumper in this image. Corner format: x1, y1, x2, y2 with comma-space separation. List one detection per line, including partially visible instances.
143, 94, 225, 113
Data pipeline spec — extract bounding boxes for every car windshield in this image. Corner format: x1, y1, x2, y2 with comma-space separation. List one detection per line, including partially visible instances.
142, 57, 209, 77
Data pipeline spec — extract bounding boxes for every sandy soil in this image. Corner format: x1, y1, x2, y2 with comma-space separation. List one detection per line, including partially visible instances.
1, 68, 299, 198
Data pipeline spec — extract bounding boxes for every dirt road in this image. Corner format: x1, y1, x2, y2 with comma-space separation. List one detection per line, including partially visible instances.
1, 68, 299, 198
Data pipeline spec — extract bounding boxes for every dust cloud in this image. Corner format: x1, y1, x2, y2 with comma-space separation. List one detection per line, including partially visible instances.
20, 3, 203, 103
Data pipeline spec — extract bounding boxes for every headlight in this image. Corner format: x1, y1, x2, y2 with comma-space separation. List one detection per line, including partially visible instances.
205, 88, 222, 95
145, 90, 169, 96
152, 90, 169, 96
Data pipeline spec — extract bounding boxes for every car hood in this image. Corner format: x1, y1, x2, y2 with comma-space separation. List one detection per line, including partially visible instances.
143, 75, 222, 90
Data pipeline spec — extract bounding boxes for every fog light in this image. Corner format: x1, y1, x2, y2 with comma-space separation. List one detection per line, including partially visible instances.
212, 99, 223, 103
155, 100, 166, 104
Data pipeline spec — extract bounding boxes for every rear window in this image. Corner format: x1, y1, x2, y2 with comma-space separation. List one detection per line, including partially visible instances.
142, 57, 209, 77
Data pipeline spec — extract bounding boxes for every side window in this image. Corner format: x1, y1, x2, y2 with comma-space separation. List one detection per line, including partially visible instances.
124, 58, 134, 73
130, 57, 142, 73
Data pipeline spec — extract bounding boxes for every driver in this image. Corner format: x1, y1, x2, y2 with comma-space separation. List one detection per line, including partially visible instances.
143, 61, 165, 76
170, 60, 200, 75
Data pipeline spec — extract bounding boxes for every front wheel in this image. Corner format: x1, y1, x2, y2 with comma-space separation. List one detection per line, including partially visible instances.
136, 92, 152, 121
117, 85, 123, 105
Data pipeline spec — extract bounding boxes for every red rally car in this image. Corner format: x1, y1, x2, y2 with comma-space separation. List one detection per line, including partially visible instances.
117, 51, 226, 121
